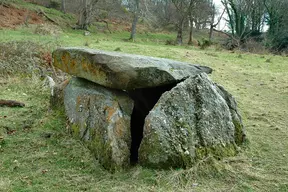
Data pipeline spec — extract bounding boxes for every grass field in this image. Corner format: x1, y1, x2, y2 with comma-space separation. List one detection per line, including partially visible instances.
1, 1, 288, 191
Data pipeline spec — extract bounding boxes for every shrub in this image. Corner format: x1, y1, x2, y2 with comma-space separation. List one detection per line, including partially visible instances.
0, 41, 52, 77
165, 39, 176, 46
241, 39, 267, 54
48, 0, 60, 9
199, 38, 212, 50
271, 36, 288, 53
222, 38, 238, 50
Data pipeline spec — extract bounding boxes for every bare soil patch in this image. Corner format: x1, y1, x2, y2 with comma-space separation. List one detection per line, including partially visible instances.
0, 5, 44, 29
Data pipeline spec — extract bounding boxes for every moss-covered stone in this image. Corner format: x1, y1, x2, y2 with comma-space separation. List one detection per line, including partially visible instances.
71, 124, 80, 137
216, 84, 246, 145
64, 77, 133, 171
233, 118, 245, 145
195, 143, 237, 160
139, 74, 245, 169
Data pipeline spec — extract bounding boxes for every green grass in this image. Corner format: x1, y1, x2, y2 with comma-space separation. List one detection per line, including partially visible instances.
1, 2, 288, 191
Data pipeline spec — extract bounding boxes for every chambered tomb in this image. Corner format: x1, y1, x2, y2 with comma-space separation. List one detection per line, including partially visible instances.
52, 48, 245, 171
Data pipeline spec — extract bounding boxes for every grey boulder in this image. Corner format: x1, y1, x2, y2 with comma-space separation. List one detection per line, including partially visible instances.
139, 73, 245, 168
64, 77, 134, 171
53, 47, 212, 90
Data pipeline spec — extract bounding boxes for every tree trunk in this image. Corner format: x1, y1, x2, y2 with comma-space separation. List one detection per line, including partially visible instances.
188, 18, 194, 45
129, 13, 139, 41
202, 20, 207, 29
209, 24, 213, 42
195, 19, 200, 30
77, 0, 90, 30
61, 0, 66, 14
223, 1, 235, 36
209, 6, 215, 41
129, 0, 140, 41
176, 20, 184, 45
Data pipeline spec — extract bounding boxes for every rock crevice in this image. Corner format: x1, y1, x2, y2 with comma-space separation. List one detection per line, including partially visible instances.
128, 82, 179, 164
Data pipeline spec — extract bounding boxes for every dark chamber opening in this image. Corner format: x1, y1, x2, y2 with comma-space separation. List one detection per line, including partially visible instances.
128, 82, 179, 165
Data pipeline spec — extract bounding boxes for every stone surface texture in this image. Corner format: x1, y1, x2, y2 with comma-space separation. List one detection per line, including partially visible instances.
53, 47, 246, 171
64, 77, 134, 171
50, 79, 70, 110
53, 47, 212, 90
139, 73, 245, 168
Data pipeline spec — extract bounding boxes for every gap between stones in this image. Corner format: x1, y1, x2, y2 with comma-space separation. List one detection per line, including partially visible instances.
127, 81, 181, 165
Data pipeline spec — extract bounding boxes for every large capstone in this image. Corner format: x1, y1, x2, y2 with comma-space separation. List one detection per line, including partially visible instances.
64, 77, 134, 171
138, 73, 245, 168
53, 48, 212, 90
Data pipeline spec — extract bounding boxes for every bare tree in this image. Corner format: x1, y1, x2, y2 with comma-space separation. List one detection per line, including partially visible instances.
187, 0, 214, 44
264, 0, 288, 52
193, 0, 213, 31
76, 0, 100, 30
187, 0, 197, 45
209, 4, 226, 41
61, 0, 66, 14
150, 0, 214, 45
128, 0, 140, 41
221, 0, 258, 44
146, 0, 177, 28
250, 0, 265, 33
171, 0, 191, 45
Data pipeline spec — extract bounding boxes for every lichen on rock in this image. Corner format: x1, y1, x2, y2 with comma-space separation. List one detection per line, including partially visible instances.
64, 77, 133, 171
52, 47, 245, 171
53, 47, 212, 90
139, 73, 245, 169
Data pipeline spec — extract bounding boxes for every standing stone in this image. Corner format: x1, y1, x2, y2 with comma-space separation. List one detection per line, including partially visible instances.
53, 48, 212, 90
64, 77, 134, 171
50, 79, 70, 110
139, 73, 245, 168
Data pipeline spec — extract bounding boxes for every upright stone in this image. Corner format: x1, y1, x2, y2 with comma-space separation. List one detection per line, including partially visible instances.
139, 73, 245, 168
53, 48, 212, 90
64, 77, 134, 171
50, 79, 70, 110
